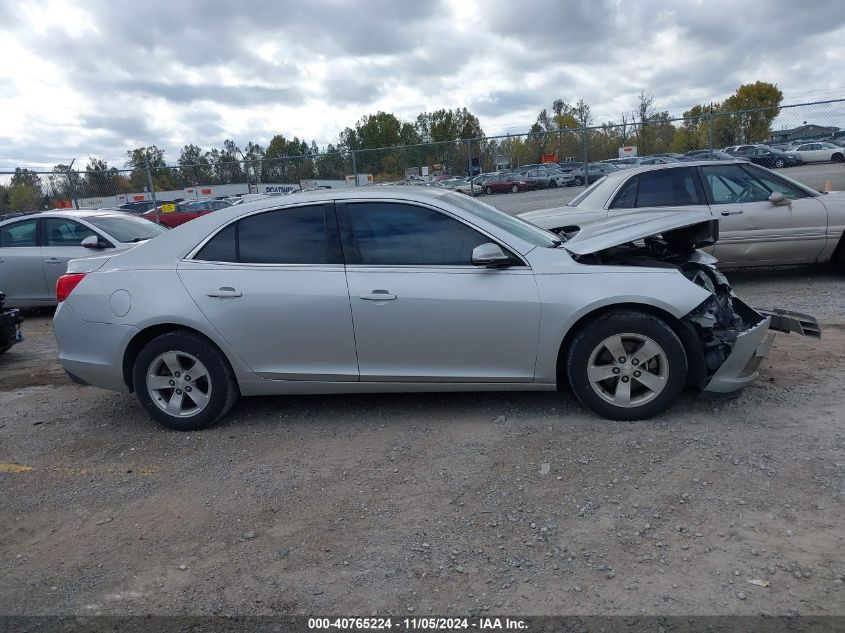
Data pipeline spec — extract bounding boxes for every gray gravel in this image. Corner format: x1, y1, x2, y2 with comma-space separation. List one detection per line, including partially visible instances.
1, 266, 844, 616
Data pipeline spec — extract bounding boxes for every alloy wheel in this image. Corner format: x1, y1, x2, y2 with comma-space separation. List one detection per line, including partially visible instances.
586, 333, 669, 408
146, 351, 212, 418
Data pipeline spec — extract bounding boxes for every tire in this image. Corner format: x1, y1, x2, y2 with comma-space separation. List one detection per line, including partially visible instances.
549, 180, 558, 189
833, 237, 845, 272
833, 153, 844, 163
574, 177, 584, 186
511, 184, 519, 193
485, 186, 493, 195
132, 330, 239, 431
566, 311, 687, 421
774, 159, 785, 168
0, 345, 11, 355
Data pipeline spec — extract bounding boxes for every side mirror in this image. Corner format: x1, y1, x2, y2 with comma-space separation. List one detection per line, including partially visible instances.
769, 192, 791, 207
81, 235, 108, 249
472, 243, 512, 267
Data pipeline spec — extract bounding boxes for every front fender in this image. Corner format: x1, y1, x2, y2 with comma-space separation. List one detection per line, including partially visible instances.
533, 269, 711, 383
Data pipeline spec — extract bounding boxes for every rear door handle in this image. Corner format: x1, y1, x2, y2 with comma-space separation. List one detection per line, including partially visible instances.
207, 287, 242, 298
360, 290, 397, 301
44, 258, 62, 264
721, 210, 744, 216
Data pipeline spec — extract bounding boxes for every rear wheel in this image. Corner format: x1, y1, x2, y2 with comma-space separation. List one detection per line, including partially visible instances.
549, 179, 558, 188
833, 153, 844, 163
566, 311, 687, 420
0, 345, 11, 355
574, 176, 584, 186
132, 330, 239, 431
774, 158, 785, 168
511, 184, 519, 193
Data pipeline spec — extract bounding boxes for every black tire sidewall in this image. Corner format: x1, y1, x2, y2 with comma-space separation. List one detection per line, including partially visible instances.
132, 331, 238, 431
566, 311, 687, 421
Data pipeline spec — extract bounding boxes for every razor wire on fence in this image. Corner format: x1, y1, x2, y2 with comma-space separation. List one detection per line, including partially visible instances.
2, 98, 844, 219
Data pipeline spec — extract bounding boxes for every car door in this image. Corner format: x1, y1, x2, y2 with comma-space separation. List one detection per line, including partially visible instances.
338, 200, 541, 383
177, 202, 359, 381
0, 217, 48, 305
700, 163, 828, 265
41, 217, 101, 294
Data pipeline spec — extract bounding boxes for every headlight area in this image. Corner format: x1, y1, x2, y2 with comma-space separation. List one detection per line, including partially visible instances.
680, 262, 820, 399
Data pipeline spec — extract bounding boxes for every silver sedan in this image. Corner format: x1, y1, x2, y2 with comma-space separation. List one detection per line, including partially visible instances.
0, 209, 167, 307
52, 188, 817, 430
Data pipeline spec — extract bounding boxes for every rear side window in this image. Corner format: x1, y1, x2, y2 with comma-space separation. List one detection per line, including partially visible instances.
0, 219, 38, 247
194, 204, 340, 264
610, 168, 703, 208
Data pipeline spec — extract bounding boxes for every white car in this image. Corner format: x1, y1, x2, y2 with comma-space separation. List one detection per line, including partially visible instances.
519, 160, 845, 270
0, 209, 166, 307
789, 141, 845, 164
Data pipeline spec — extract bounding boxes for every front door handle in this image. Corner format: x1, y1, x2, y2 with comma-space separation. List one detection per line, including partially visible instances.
721, 210, 744, 216
207, 287, 242, 298
360, 290, 397, 301
44, 258, 62, 264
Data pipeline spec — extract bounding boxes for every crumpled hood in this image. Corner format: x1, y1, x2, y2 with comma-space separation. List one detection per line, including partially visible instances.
562, 210, 719, 256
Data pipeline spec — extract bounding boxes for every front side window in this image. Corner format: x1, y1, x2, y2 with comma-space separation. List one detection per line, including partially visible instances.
742, 165, 811, 200
194, 205, 337, 264
701, 165, 772, 204
44, 218, 97, 246
0, 219, 37, 247
346, 202, 489, 266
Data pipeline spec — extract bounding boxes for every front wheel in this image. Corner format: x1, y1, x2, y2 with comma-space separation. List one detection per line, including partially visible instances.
132, 330, 239, 431
574, 176, 584, 186
566, 311, 687, 420
485, 186, 493, 195
549, 180, 558, 188
774, 158, 785, 168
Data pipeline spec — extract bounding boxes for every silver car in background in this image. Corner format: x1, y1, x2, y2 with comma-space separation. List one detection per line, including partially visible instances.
52, 188, 817, 431
520, 160, 845, 270
0, 209, 167, 307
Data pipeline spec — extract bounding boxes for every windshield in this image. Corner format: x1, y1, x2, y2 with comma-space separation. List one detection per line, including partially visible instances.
83, 214, 168, 242
567, 177, 607, 206
444, 193, 560, 247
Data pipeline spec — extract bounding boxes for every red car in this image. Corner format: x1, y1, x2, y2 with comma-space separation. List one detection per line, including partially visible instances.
481, 173, 537, 194
142, 199, 231, 228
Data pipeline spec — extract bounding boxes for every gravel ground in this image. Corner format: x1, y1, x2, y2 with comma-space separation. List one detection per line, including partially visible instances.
1, 266, 844, 617
481, 162, 845, 215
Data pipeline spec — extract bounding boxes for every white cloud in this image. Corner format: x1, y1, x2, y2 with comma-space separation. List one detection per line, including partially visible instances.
0, 0, 843, 169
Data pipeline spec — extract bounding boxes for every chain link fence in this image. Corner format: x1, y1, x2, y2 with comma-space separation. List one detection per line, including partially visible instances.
2, 98, 843, 220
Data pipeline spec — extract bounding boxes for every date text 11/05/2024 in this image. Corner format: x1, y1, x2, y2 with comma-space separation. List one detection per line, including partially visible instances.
307, 617, 528, 630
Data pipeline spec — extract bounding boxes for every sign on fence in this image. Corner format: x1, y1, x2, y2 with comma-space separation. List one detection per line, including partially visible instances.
618, 145, 637, 158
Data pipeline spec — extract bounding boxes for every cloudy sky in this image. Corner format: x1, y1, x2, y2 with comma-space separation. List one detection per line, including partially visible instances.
1, 0, 845, 170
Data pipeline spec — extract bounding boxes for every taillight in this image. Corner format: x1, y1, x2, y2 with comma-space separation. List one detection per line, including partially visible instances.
56, 273, 86, 302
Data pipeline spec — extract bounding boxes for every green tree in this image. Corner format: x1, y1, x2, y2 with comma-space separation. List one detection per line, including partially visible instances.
722, 81, 784, 143
125, 146, 174, 191
178, 144, 212, 185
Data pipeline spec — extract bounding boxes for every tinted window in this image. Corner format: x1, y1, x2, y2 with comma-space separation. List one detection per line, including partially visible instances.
0, 219, 37, 247
635, 167, 703, 207
610, 176, 638, 209
195, 223, 237, 262
701, 165, 771, 204
444, 192, 558, 248
239, 206, 333, 264
346, 202, 489, 266
44, 218, 98, 246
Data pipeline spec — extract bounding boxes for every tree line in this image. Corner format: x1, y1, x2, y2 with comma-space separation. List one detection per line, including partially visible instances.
1, 83, 784, 211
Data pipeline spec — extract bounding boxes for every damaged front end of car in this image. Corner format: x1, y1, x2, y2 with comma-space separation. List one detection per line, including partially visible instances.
563, 211, 821, 399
